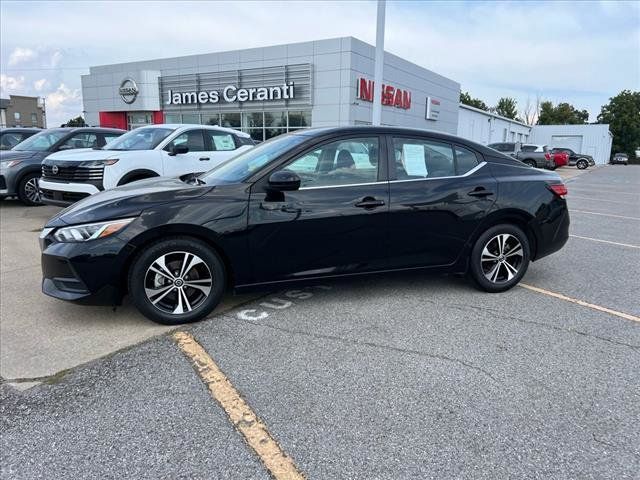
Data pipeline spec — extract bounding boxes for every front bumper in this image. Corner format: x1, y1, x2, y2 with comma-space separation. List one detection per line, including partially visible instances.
39, 179, 100, 206
40, 230, 135, 305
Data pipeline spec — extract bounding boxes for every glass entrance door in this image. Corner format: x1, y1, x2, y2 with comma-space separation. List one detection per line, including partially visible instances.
127, 112, 153, 130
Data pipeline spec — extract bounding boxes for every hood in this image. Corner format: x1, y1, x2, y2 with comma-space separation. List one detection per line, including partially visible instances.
0, 150, 39, 161
45, 177, 213, 227
44, 148, 118, 162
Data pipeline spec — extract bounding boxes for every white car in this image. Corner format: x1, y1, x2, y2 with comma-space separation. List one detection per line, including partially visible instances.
39, 124, 254, 206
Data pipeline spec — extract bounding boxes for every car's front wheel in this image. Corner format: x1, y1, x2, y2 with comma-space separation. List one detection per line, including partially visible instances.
17, 172, 43, 206
576, 159, 588, 169
128, 237, 226, 325
469, 224, 530, 293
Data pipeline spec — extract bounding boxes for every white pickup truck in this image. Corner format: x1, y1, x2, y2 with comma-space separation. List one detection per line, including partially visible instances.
39, 124, 254, 206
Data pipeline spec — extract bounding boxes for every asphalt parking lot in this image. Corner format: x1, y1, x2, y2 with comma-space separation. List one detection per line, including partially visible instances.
1, 165, 639, 479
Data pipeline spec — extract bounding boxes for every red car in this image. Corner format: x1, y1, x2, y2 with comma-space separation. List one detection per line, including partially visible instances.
551, 151, 569, 169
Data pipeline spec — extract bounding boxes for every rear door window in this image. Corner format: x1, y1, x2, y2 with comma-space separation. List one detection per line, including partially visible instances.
60, 133, 99, 149
454, 146, 480, 175
392, 137, 455, 179
205, 131, 237, 151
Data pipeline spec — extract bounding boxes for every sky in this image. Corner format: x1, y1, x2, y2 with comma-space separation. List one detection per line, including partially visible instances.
1, 0, 638, 127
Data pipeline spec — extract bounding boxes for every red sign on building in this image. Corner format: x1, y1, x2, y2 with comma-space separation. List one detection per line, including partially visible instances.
357, 77, 411, 110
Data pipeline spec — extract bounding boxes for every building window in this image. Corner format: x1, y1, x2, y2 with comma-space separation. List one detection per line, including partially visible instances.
181, 114, 201, 124
14, 112, 21, 122
165, 113, 181, 123
502, 128, 507, 142
202, 114, 220, 126
31, 113, 38, 126
220, 113, 241, 128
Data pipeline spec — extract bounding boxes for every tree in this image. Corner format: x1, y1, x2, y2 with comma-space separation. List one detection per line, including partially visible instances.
61, 116, 87, 127
521, 95, 542, 125
597, 90, 640, 162
495, 97, 518, 120
460, 91, 488, 111
537, 101, 589, 125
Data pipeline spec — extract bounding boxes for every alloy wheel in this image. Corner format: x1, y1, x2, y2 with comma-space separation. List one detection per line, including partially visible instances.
24, 177, 42, 204
143, 251, 213, 315
480, 233, 524, 284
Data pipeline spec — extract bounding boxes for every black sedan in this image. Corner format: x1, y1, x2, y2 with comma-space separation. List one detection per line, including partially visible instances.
40, 127, 570, 324
0, 127, 124, 205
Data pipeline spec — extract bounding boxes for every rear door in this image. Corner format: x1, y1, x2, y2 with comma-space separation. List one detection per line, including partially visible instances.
202, 129, 244, 168
386, 135, 497, 268
246, 135, 390, 284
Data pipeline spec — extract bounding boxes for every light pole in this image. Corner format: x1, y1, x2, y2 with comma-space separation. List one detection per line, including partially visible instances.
372, 0, 386, 126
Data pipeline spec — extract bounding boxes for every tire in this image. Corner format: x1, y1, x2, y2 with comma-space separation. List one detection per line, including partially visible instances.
468, 224, 530, 293
128, 236, 226, 325
576, 159, 588, 170
118, 175, 153, 186
17, 172, 43, 206
523, 159, 536, 168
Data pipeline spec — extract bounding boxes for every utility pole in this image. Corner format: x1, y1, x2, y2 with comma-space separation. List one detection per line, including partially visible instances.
372, 0, 386, 126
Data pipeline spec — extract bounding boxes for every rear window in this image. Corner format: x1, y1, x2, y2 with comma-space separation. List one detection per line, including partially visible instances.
521, 145, 537, 152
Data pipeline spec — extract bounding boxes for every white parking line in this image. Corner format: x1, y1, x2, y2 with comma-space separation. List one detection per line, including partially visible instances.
569, 234, 640, 249
569, 189, 640, 196
519, 284, 640, 323
569, 195, 639, 206
570, 209, 640, 221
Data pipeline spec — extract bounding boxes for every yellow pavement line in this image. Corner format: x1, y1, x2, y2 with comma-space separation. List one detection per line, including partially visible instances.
569, 195, 638, 206
570, 209, 640, 221
519, 284, 640, 323
173, 331, 304, 480
569, 234, 640, 249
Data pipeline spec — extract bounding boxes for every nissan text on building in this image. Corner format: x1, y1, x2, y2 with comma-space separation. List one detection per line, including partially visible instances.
81, 37, 460, 140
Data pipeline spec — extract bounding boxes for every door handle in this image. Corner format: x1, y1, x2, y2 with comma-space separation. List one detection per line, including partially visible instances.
199, 157, 210, 161
355, 197, 386, 209
468, 187, 494, 198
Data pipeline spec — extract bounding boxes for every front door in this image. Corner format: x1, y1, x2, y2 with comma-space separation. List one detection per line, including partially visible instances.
386, 135, 497, 268
247, 135, 390, 284
162, 129, 210, 176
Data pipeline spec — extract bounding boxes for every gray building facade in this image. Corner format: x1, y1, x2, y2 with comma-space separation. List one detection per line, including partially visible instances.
81, 37, 460, 140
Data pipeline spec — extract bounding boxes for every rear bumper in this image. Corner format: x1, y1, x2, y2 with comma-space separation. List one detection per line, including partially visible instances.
533, 201, 570, 261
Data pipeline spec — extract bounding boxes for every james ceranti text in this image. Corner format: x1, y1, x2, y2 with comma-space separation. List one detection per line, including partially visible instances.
166, 83, 295, 105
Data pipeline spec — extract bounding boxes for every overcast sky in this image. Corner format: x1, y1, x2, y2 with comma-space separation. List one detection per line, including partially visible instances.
1, 0, 638, 127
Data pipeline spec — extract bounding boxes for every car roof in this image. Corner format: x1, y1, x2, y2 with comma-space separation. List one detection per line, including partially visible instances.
290, 126, 507, 157
0, 127, 42, 133
141, 123, 251, 138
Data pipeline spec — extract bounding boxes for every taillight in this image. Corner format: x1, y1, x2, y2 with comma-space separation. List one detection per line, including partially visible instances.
544, 152, 551, 160
547, 183, 568, 198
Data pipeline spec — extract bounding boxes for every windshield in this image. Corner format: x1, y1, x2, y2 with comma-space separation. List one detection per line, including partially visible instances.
104, 127, 174, 151
200, 134, 307, 185
13, 130, 68, 151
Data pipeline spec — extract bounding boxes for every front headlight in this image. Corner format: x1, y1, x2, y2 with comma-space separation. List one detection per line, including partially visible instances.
79, 159, 119, 167
53, 217, 135, 242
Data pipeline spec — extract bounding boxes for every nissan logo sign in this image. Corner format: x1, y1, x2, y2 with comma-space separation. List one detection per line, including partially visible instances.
51, 165, 59, 175
119, 78, 139, 104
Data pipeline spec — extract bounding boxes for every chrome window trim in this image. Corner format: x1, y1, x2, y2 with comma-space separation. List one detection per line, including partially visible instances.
389, 161, 486, 184
299, 180, 384, 191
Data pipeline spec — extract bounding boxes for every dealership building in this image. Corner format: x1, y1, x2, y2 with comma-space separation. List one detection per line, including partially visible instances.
82, 36, 612, 162
81, 37, 460, 141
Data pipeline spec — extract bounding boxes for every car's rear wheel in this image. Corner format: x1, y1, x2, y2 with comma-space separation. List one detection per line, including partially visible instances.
17, 172, 43, 206
523, 159, 536, 168
576, 159, 588, 169
469, 224, 530, 293
128, 237, 226, 325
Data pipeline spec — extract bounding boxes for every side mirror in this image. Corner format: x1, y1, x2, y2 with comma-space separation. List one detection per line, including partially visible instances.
169, 144, 189, 156
268, 170, 301, 191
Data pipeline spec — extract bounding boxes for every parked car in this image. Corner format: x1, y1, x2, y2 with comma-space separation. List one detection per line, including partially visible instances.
551, 150, 569, 169
550, 148, 596, 169
0, 127, 41, 150
0, 127, 124, 205
487, 142, 521, 157
40, 126, 570, 325
514, 144, 555, 169
611, 153, 629, 165
39, 124, 254, 206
